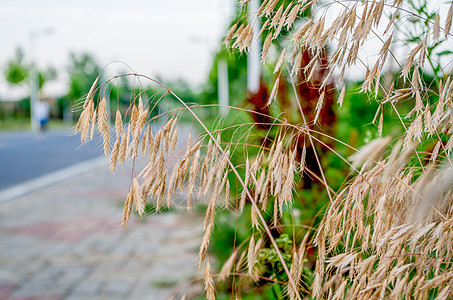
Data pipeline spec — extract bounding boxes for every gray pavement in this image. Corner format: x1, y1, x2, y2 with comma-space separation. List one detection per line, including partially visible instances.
0, 154, 204, 299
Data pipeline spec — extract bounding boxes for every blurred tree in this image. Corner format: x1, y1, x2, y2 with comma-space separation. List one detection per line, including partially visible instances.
67, 53, 101, 101
56, 53, 100, 121
203, 46, 248, 107
38, 66, 57, 90
4, 48, 28, 86
4, 47, 58, 90
3, 47, 57, 121
109, 74, 131, 108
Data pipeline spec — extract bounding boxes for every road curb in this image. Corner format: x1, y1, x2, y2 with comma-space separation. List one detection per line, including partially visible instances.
0, 157, 108, 204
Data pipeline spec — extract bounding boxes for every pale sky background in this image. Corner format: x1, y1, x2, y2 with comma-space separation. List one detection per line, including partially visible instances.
0, 0, 235, 100
1, 0, 452, 101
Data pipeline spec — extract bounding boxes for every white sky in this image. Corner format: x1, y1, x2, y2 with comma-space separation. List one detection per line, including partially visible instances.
0, 0, 235, 100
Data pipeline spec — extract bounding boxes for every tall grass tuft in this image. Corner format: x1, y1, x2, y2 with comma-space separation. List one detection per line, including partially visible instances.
76, 0, 453, 298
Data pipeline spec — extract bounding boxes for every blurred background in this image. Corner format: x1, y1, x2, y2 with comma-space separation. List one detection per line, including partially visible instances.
0, 0, 239, 190
0, 1, 238, 299
0, 0, 234, 129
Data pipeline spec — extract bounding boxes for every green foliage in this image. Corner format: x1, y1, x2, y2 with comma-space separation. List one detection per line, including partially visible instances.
137, 202, 173, 218
4, 48, 28, 86
210, 206, 251, 263
256, 234, 313, 299
59, 53, 102, 121
201, 45, 248, 108
67, 53, 101, 101
38, 66, 57, 89
4, 47, 58, 89
257, 234, 292, 282
194, 285, 279, 300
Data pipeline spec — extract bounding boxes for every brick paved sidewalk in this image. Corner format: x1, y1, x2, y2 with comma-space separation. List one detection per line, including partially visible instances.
0, 162, 203, 300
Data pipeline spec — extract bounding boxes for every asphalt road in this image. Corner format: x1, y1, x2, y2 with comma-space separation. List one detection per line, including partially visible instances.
0, 129, 103, 190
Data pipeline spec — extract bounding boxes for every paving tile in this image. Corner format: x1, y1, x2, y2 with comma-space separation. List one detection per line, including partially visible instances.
9, 296, 63, 300
68, 279, 103, 296
10, 282, 67, 298
0, 284, 18, 299
100, 280, 134, 297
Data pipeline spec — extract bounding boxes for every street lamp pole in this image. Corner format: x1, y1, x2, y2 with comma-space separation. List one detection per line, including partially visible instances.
247, 0, 261, 94
29, 35, 38, 132
29, 27, 54, 132
218, 58, 229, 114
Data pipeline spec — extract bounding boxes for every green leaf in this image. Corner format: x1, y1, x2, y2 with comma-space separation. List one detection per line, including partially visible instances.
436, 50, 453, 57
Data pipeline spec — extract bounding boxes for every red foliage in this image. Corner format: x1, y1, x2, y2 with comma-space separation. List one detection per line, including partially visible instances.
247, 79, 272, 130
295, 49, 336, 188
297, 49, 336, 142
245, 48, 337, 189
